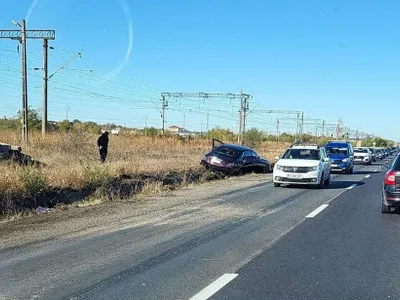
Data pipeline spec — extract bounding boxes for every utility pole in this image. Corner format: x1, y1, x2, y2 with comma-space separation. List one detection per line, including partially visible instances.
206, 109, 209, 132
276, 119, 280, 143
42, 39, 48, 135
295, 113, 300, 141
161, 95, 168, 134
238, 89, 249, 145
322, 120, 325, 137
300, 111, 304, 141
238, 108, 242, 144
21, 19, 28, 143
183, 112, 186, 128
66, 106, 70, 121
144, 115, 148, 136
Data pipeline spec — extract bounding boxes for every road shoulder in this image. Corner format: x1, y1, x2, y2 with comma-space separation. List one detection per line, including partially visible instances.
0, 173, 271, 251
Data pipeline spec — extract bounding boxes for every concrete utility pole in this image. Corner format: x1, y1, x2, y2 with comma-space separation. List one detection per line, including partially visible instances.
21, 19, 28, 143
206, 109, 209, 132
144, 115, 148, 136
300, 111, 304, 141
322, 120, 325, 137
276, 119, 280, 143
238, 89, 249, 145
42, 39, 48, 135
161, 95, 168, 134
65, 106, 71, 121
0, 20, 55, 142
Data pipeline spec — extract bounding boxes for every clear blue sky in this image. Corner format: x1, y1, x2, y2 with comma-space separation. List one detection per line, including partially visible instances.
1, 0, 399, 140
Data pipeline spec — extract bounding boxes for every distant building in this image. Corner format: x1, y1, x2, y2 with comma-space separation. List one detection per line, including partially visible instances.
168, 125, 191, 137
101, 127, 122, 135
111, 127, 122, 135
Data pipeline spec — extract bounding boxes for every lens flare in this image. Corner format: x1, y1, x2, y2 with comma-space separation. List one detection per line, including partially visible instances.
25, 0, 134, 82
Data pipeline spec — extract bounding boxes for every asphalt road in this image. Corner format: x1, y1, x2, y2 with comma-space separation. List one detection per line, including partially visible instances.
0, 157, 395, 300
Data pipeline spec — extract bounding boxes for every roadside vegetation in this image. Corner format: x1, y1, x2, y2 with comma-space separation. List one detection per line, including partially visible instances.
0, 127, 289, 215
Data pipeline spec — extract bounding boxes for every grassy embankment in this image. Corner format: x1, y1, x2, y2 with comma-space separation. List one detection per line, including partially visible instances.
0, 130, 288, 214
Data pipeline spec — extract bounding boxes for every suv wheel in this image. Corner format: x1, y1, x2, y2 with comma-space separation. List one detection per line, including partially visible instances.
381, 200, 391, 214
317, 173, 325, 189
324, 175, 330, 186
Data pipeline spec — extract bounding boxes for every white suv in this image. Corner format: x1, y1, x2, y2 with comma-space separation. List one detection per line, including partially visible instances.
273, 145, 331, 188
353, 147, 373, 165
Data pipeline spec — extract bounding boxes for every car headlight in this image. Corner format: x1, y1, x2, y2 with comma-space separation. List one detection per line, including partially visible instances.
342, 158, 349, 162
275, 164, 284, 171
308, 165, 320, 171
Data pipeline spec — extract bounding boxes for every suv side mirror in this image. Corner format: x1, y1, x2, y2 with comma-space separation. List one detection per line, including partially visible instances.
275, 156, 280, 160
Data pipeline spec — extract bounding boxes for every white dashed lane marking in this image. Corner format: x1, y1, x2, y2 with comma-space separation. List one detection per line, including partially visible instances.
347, 184, 357, 190
189, 274, 238, 300
306, 204, 329, 218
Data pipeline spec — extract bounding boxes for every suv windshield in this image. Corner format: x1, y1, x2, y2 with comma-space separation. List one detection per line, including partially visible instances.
354, 148, 368, 153
282, 149, 320, 160
326, 147, 348, 156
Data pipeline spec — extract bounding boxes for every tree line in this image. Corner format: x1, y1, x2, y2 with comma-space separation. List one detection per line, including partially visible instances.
0, 108, 395, 148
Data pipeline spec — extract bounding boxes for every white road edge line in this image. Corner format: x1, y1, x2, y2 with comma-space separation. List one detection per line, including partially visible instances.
347, 184, 357, 190
305, 204, 329, 218
365, 175, 371, 178
189, 274, 238, 300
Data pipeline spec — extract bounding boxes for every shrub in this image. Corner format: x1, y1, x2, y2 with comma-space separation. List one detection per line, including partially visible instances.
18, 167, 49, 197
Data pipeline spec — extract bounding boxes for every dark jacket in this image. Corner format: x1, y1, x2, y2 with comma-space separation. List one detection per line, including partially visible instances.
97, 132, 109, 148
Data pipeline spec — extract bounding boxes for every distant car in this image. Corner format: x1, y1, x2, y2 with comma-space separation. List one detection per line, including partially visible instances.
382, 153, 400, 213
325, 141, 354, 174
200, 138, 272, 175
273, 144, 331, 188
384, 149, 389, 157
353, 147, 373, 165
375, 149, 384, 160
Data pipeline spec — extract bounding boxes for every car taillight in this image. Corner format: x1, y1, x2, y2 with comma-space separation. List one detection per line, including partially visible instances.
385, 171, 396, 185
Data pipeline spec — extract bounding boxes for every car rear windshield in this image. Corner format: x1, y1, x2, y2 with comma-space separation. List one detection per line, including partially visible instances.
326, 147, 348, 156
211, 146, 241, 161
282, 149, 320, 160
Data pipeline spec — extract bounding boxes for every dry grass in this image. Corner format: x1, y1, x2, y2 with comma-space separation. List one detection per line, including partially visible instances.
0, 130, 289, 211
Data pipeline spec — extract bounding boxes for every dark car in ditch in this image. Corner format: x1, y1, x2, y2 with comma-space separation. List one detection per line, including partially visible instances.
200, 139, 272, 175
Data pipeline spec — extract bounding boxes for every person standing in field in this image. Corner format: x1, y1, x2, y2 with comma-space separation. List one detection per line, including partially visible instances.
97, 131, 109, 163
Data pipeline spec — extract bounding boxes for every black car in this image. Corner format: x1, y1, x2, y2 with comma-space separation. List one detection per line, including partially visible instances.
382, 154, 400, 213
200, 139, 272, 175
375, 149, 383, 160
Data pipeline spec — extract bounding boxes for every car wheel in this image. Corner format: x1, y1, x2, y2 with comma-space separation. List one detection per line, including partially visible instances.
324, 175, 330, 186
274, 182, 281, 187
381, 200, 391, 214
317, 173, 325, 189
262, 165, 270, 173
367, 161, 372, 165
